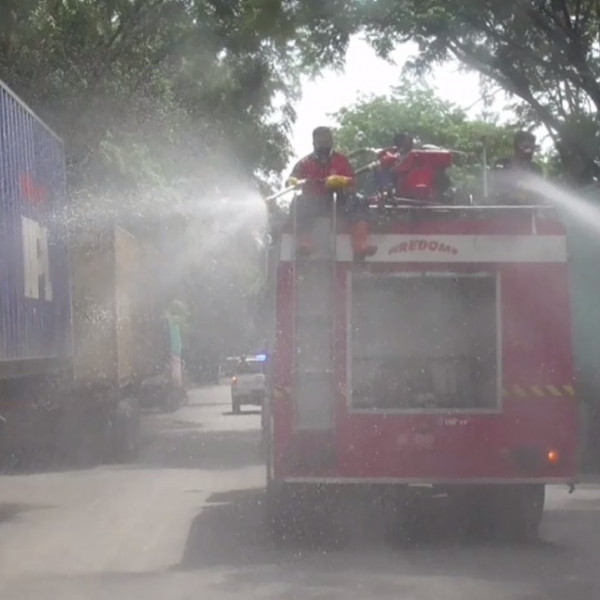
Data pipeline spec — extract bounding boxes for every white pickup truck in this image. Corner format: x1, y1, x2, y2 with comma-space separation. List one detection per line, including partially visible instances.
230, 357, 266, 414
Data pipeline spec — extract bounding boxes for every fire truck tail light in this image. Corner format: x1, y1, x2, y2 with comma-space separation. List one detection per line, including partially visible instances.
232, 376, 237, 385
547, 449, 559, 464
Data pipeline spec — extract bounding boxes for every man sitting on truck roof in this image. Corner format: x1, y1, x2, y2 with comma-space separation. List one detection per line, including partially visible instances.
492, 131, 544, 204
374, 132, 414, 193
495, 131, 543, 175
286, 126, 376, 260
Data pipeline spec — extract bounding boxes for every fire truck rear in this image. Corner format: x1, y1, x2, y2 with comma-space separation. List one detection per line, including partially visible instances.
263, 152, 577, 540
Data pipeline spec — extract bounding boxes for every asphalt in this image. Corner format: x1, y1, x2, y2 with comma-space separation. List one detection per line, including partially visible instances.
0, 384, 599, 599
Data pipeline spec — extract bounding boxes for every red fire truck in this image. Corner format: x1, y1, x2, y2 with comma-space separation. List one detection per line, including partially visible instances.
262, 148, 577, 540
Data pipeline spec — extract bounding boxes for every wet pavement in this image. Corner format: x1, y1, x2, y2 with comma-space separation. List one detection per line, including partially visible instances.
0, 384, 599, 599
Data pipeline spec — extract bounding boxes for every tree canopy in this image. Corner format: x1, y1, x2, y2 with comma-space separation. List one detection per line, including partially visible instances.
332, 80, 517, 193
0, 0, 308, 202
4, 0, 600, 361
234, 0, 600, 185
0, 0, 331, 362
5, 0, 598, 189
336, 0, 600, 184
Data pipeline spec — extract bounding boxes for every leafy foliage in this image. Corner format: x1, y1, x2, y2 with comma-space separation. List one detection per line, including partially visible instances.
352, 0, 600, 184
0, 0, 308, 199
0, 0, 336, 361
239, 0, 600, 184
332, 80, 516, 193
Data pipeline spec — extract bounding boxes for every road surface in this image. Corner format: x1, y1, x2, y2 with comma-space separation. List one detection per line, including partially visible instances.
0, 385, 599, 599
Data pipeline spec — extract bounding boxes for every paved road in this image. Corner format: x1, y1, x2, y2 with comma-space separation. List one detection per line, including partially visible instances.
0, 385, 599, 599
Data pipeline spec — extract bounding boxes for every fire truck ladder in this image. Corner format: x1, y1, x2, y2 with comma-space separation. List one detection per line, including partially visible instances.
291, 195, 337, 440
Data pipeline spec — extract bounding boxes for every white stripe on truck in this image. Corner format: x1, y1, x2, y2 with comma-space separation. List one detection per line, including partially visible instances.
279, 234, 567, 263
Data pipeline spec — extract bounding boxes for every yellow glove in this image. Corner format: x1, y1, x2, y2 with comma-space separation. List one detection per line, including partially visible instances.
325, 175, 352, 190
286, 176, 300, 188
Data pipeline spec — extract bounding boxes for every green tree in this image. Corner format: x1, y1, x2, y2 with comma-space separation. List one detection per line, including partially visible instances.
351, 0, 600, 185
0, 0, 331, 365
242, 0, 600, 184
332, 80, 516, 194
0, 0, 297, 196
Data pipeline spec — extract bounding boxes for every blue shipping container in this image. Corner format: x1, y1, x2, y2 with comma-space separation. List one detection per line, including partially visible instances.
0, 80, 73, 372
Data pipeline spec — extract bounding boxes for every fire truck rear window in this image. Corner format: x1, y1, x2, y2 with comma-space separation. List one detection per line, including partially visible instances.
350, 274, 498, 411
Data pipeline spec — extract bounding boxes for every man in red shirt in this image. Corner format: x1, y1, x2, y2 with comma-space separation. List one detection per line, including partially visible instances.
286, 127, 376, 259
374, 132, 414, 193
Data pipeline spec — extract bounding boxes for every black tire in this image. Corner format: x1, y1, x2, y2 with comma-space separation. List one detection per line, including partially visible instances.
259, 406, 268, 461
111, 397, 141, 463
0, 414, 7, 467
483, 484, 545, 541
508, 484, 545, 540
459, 488, 490, 539
266, 483, 328, 544
181, 389, 190, 406
161, 389, 180, 414
266, 482, 296, 543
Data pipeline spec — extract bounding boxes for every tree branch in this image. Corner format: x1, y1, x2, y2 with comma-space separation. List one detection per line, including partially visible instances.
447, 37, 564, 135
512, 0, 600, 111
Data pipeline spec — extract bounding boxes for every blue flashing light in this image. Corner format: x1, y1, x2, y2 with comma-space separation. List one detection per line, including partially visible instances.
255, 354, 267, 362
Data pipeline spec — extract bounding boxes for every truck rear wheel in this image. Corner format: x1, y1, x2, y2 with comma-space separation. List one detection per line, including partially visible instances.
475, 484, 545, 541
266, 482, 312, 543
266, 483, 333, 545
161, 389, 180, 413
111, 397, 141, 463
502, 484, 545, 540
461, 484, 545, 541
266, 482, 291, 542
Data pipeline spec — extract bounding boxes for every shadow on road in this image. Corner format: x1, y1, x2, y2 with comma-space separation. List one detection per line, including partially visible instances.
0, 502, 52, 525
178, 488, 275, 570
133, 428, 263, 470
174, 487, 600, 599
222, 410, 261, 417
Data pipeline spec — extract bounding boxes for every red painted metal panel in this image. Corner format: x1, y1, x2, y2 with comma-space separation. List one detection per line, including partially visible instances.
270, 208, 576, 483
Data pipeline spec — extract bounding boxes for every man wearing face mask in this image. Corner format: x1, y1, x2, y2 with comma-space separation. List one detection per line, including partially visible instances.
286, 126, 376, 259
495, 131, 543, 174
492, 131, 544, 204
